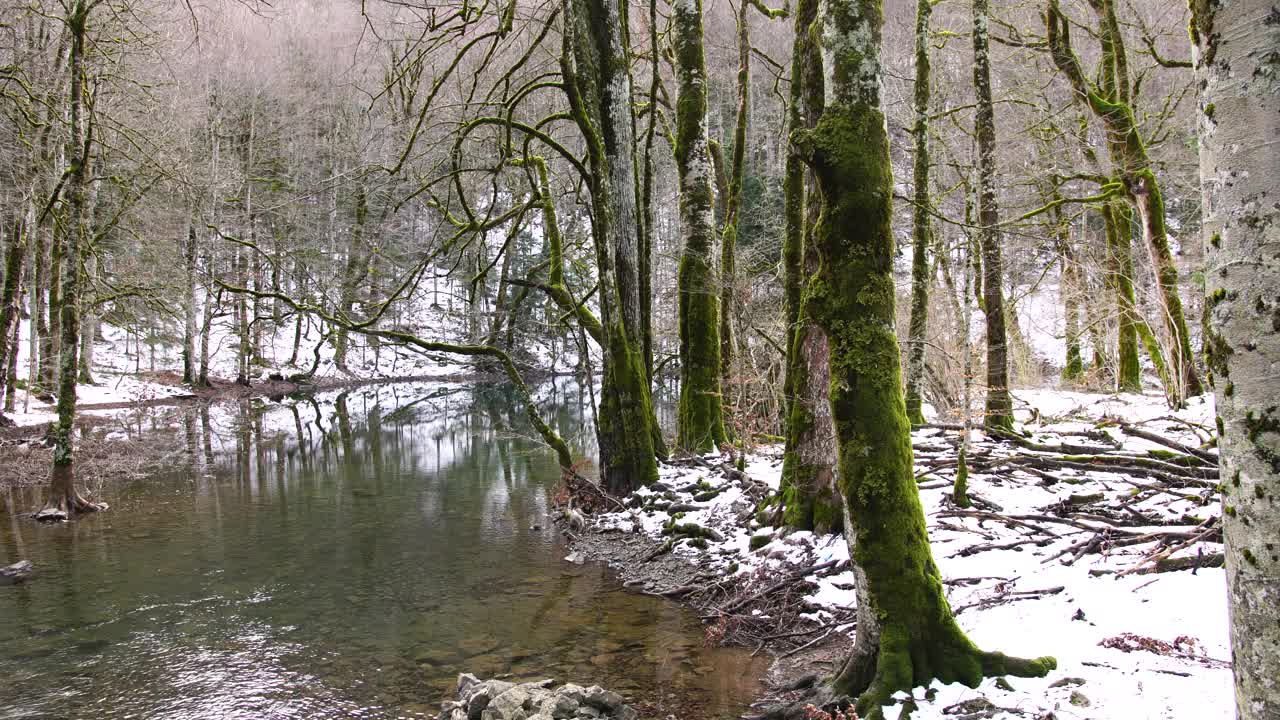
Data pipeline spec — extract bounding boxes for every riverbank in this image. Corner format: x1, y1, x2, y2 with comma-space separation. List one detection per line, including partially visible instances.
564, 389, 1233, 720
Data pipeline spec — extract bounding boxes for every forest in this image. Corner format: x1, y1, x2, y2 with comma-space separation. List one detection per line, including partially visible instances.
0, 0, 1275, 718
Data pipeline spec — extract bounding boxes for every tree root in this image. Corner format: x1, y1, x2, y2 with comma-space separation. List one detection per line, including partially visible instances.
33, 493, 107, 523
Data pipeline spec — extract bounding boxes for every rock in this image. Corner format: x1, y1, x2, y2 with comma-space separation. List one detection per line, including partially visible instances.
546, 693, 579, 719
556, 684, 587, 705
489, 685, 533, 719
1048, 677, 1086, 688
582, 686, 623, 712
465, 680, 514, 720
457, 673, 481, 697
564, 552, 586, 565
1069, 690, 1091, 707
574, 707, 601, 719
1, 561, 34, 586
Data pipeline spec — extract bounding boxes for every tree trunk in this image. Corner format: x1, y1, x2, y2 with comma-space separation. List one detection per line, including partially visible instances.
1192, 2, 1279, 717
798, 0, 1053, 713
334, 185, 369, 369
182, 220, 198, 384
902, 0, 932, 426
1053, 202, 1083, 382
0, 214, 27, 424
563, 0, 665, 492
672, 0, 727, 453
38, 0, 105, 521
719, 3, 749, 385
973, 0, 1013, 431
777, 0, 840, 533
1102, 202, 1142, 391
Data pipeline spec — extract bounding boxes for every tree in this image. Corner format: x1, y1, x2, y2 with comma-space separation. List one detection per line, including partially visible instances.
972, 0, 1013, 431
1192, 1, 1279, 717
672, 0, 727, 453
794, 0, 1054, 713
777, 0, 841, 534
36, 0, 107, 521
562, 0, 666, 491
1046, 0, 1204, 405
902, 0, 934, 427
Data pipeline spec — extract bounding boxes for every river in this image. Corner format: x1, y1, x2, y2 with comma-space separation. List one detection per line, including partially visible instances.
0, 380, 765, 719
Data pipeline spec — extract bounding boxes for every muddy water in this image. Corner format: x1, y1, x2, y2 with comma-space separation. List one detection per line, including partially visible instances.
0, 381, 766, 719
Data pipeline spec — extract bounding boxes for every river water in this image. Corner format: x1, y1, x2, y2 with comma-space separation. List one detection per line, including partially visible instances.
0, 381, 765, 719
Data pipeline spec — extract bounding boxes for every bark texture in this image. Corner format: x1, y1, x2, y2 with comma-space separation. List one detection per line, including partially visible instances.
1193, 1, 1279, 717
778, 0, 841, 533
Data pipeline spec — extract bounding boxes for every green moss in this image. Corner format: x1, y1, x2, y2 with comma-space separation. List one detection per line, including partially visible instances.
1242, 548, 1257, 565
749, 533, 771, 551
953, 446, 972, 508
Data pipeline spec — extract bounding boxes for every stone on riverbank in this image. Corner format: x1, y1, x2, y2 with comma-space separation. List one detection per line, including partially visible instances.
441, 674, 637, 720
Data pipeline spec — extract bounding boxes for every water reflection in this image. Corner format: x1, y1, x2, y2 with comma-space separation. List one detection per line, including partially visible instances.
0, 380, 764, 719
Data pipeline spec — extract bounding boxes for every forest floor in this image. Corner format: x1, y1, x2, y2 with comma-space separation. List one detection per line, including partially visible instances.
564, 388, 1232, 720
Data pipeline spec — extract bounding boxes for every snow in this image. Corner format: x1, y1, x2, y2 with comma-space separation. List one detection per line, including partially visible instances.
589, 389, 1232, 720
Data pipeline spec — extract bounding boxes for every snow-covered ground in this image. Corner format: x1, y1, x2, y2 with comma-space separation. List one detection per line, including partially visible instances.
590, 389, 1231, 720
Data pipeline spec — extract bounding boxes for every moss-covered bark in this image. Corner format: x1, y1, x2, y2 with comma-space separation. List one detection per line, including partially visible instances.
0, 216, 27, 424
798, 0, 1053, 712
776, 0, 841, 534
562, 0, 663, 490
672, 0, 727, 453
1102, 202, 1142, 391
902, 0, 933, 427
972, 0, 1013, 431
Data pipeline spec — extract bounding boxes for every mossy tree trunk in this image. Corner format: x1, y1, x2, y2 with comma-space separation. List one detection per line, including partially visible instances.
902, 0, 933, 427
1192, 2, 1280, 717
778, 0, 841, 534
562, 0, 664, 492
672, 0, 727, 453
0, 214, 27, 425
1102, 202, 1142, 391
718, 4, 749, 386
972, 0, 1013, 431
38, 0, 105, 521
796, 0, 1054, 713
1047, 0, 1203, 404
1051, 197, 1084, 383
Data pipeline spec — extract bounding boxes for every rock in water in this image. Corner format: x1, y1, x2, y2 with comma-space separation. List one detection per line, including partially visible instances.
442, 676, 637, 720
0, 561, 34, 586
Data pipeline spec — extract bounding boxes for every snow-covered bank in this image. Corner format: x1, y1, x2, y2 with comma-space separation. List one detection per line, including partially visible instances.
580, 389, 1231, 720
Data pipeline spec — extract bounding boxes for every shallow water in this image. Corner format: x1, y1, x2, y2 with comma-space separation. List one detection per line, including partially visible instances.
0, 381, 765, 719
